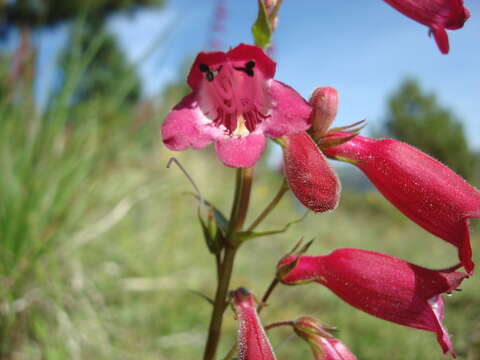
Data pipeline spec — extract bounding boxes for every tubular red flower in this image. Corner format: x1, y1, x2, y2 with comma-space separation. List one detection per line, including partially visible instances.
382, 0, 470, 54
278, 249, 468, 357
283, 132, 340, 212
322, 134, 480, 274
231, 288, 277, 360
161, 43, 311, 168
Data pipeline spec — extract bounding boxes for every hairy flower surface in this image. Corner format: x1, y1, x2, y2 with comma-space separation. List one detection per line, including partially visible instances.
162, 43, 311, 167
232, 288, 277, 360
278, 249, 468, 356
283, 131, 340, 212
383, 0, 470, 53
323, 134, 480, 274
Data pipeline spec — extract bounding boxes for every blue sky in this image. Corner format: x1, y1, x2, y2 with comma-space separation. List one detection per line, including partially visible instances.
108, 0, 480, 148
6, 0, 480, 147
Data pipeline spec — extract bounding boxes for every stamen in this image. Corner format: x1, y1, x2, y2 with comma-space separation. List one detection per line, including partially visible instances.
199, 63, 215, 82
233, 60, 256, 77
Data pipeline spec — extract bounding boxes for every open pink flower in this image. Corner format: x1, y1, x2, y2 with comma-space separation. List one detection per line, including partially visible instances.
323, 134, 480, 274
383, 0, 470, 54
278, 249, 468, 357
161, 44, 311, 168
231, 287, 277, 360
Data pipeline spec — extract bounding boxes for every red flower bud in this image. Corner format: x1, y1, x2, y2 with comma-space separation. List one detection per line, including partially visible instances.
278, 249, 468, 357
382, 0, 470, 54
323, 134, 480, 274
231, 288, 277, 360
309, 86, 339, 138
283, 132, 340, 212
293, 317, 357, 360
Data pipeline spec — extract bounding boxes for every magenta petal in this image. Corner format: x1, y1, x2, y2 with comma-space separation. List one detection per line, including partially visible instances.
161, 92, 220, 151
284, 132, 340, 212
382, 0, 470, 54
428, 296, 455, 356
262, 81, 312, 138
431, 25, 450, 54
215, 134, 266, 168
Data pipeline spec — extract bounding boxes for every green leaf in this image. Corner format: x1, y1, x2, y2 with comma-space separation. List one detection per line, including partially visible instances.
251, 0, 272, 49
233, 212, 308, 246
187, 289, 214, 305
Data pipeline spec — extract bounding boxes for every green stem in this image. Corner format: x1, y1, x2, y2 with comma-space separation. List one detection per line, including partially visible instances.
203, 168, 253, 360
247, 179, 289, 232
257, 278, 279, 313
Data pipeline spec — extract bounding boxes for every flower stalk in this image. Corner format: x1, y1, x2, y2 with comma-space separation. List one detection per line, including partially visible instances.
203, 167, 253, 360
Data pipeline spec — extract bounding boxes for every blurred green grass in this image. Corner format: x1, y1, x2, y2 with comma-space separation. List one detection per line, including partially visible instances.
1, 34, 479, 360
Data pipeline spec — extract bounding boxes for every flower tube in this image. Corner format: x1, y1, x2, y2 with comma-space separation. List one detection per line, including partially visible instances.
278, 249, 468, 357
231, 287, 277, 360
323, 134, 480, 274
283, 131, 340, 213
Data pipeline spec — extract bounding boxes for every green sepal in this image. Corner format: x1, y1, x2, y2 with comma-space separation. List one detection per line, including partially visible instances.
232, 212, 308, 247
251, 0, 272, 49
198, 207, 225, 255
189, 192, 228, 254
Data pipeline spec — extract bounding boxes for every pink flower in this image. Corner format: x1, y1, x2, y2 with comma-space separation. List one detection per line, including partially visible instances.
292, 317, 357, 360
283, 131, 340, 212
161, 44, 311, 168
382, 0, 470, 54
278, 249, 468, 357
323, 134, 480, 274
231, 287, 277, 360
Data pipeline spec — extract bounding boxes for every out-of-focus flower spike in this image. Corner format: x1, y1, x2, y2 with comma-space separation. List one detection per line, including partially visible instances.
283, 132, 340, 212
231, 287, 277, 360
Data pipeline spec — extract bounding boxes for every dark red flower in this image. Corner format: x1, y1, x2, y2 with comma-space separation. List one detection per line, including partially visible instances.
383, 0, 470, 53
323, 134, 480, 274
161, 44, 311, 168
278, 249, 468, 357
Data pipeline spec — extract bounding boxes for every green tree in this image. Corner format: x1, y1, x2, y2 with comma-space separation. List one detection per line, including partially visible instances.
2, 0, 164, 27
59, 22, 141, 104
382, 78, 477, 181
